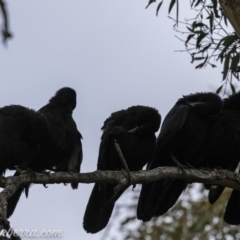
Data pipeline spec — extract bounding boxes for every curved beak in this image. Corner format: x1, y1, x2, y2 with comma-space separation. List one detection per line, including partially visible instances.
182, 95, 198, 108
128, 126, 139, 133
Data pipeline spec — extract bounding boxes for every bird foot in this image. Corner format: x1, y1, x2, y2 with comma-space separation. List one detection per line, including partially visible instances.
168, 150, 188, 174
121, 169, 132, 185
16, 167, 37, 179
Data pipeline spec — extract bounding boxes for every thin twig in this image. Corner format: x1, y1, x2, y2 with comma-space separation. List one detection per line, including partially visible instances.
114, 139, 131, 184
0, 0, 11, 43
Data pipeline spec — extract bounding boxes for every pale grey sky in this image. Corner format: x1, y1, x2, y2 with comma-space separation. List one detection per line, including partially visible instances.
0, 1, 224, 239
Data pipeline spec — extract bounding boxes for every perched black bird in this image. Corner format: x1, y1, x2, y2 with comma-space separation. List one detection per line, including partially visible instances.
0, 104, 49, 217
36, 87, 83, 179
83, 106, 161, 233
137, 92, 224, 221
224, 186, 240, 225
0, 105, 49, 175
7, 87, 83, 218
206, 92, 240, 225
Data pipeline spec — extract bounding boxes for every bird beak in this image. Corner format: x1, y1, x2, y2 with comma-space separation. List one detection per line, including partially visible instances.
128, 126, 139, 133
182, 96, 198, 108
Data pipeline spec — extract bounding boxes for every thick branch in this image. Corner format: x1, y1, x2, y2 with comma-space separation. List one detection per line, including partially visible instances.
218, 0, 240, 38
0, 167, 239, 190
0, 167, 238, 239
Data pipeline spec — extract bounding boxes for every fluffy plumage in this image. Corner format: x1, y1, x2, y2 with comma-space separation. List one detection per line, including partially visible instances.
207, 92, 240, 225
7, 87, 83, 218
137, 92, 224, 221
83, 105, 160, 233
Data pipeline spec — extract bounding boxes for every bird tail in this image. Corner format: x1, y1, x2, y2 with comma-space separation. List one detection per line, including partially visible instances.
224, 190, 240, 225
208, 163, 240, 205
83, 183, 116, 233
137, 179, 187, 221
208, 185, 225, 204
154, 179, 187, 216
7, 171, 29, 218
137, 181, 161, 221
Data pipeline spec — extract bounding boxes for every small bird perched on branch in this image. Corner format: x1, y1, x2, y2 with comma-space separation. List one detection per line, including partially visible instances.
83, 105, 161, 234
7, 87, 83, 218
137, 92, 225, 221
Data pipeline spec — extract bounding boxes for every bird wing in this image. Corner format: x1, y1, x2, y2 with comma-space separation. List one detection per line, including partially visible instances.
147, 104, 189, 169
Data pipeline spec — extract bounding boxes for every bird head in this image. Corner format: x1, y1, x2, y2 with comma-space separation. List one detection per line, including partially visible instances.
182, 92, 223, 116
50, 87, 77, 113
128, 106, 161, 135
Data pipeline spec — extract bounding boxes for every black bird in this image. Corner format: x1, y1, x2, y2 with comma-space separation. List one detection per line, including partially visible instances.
36, 87, 83, 179
0, 105, 49, 175
206, 92, 240, 225
0, 104, 49, 217
137, 92, 223, 221
7, 87, 83, 218
83, 106, 161, 233
223, 186, 240, 225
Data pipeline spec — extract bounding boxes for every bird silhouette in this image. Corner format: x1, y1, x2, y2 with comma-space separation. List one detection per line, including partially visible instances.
83, 105, 160, 233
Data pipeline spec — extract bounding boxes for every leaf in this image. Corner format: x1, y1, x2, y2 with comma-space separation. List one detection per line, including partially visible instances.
216, 84, 223, 94
198, 43, 211, 54
168, 0, 176, 14
223, 35, 238, 47
145, 0, 156, 9
222, 52, 231, 80
195, 63, 205, 69
207, 12, 214, 34
195, 55, 208, 68
230, 54, 240, 72
214, 37, 226, 52
194, 57, 205, 61
229, 45, 237, 55
212, 0, 220, 18
187, 26, 194, 33
210, 63, 217, 68
193, 22, 207, 29
191, 0, 196, 7
185, 34, 195, 46
222, 10, 228, 26
156, 1, 163, 16
217, 38, 237, 62
196, 32, 207, 49
194, 0, 203, 7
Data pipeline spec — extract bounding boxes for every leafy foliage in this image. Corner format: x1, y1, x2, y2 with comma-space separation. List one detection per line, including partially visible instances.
103, 185, 240, 240
146, 0, 240, 95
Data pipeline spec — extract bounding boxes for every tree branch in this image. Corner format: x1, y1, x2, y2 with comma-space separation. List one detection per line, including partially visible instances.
218, 0, 240, 38
1, 167, 239, 191
0, 167, 239, 239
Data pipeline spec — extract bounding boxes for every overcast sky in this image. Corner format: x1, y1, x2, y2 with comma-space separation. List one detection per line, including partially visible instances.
0, 0, 228, 239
